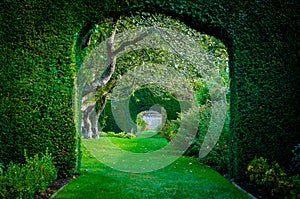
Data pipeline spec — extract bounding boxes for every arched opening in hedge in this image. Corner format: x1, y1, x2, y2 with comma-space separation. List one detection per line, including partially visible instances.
74, 12, 231, 173
1, 0, 297, 181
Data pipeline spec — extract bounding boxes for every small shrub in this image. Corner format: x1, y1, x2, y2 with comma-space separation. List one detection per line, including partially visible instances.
160, 101, 230, 173
106, 131, 115, 137
0, 151, 57, 199
185, 103, 230, 173
99, 131, 108, 137
105, 131, 136, 139
247, 157, 300, 198
117, 132, 136, 139
247, 157, 269, 186
197, 141, 229, 173
160, 118, 180, 141
262, 161, 287, 194
287, 175, 300, 199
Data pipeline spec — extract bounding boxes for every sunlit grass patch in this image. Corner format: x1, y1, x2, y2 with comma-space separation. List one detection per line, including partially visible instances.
53, 137, 250, 199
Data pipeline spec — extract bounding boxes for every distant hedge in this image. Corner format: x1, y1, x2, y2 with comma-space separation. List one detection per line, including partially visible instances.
99, 87, 183, 133
0, 0, 299, 179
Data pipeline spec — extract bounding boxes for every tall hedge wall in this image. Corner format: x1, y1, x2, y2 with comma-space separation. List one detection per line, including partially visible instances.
0, 0, 81, 178
1, 0, 299, 179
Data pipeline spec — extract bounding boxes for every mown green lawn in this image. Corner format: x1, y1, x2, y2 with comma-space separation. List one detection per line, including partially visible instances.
53, 133, 250, 199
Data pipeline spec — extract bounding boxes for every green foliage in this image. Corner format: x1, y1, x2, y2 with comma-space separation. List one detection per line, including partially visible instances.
160, 118, 180, 141
129, 87, 181, 126
100, 87, 181, 133
160, 83, 230, 173
0, 0, 80, 178
227, 1, 300, 179
0, 151, 57, 199
0, 163, 4, 176
247, 157, 300, 198
194, 81, 210, 105
195, 109, 230, 173
99, 99, 122, 133
136, 112, 148, 132
0, 0, 298, 181
100, 131, 136, 139
170, 104, 230, 173
247, 157, 270, 186
288, 144, 300, 176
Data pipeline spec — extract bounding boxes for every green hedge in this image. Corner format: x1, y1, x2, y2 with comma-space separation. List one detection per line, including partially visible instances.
99, 87, 182, 133
99, 99, 122, 133
1, 0, 299, 180
129, 87, 182, 123
0, 0, 80, 178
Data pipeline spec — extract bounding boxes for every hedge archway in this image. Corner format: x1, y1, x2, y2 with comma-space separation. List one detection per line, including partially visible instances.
0, 0, 298, 179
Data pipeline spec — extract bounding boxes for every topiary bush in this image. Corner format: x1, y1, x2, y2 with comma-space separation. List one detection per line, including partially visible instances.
129, 87, 181, 129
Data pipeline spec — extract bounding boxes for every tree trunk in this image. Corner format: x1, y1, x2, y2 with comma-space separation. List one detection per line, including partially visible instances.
81, 28, 116, 139
80, 27, 155, 139
82, 105, 94, 138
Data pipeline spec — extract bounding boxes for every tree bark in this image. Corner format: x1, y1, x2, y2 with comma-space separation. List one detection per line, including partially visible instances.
81, 93, 108, 139
81, 105, 94, 138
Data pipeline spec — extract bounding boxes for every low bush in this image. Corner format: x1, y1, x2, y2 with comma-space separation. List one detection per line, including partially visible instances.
247, 157, 300, 199
187, 104, 230, 173
247, 157, 269, 186
196, 139, 229, 173
100, 131, 136, 139
0, 151, 57, 199
160, 101, 230, 173
160, 117, 180, 141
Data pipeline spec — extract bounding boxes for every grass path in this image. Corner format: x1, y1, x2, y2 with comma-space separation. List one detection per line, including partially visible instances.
53, 135, 250, 199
